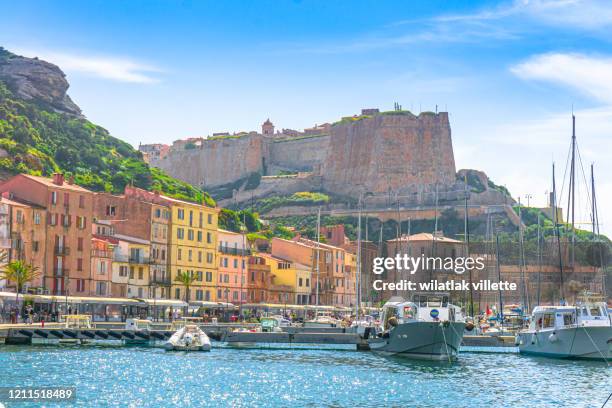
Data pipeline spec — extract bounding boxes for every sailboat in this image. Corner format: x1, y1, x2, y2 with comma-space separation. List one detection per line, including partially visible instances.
517, 115, 612, 361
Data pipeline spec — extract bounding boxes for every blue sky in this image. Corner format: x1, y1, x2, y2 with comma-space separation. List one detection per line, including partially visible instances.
2, 0, 612, 233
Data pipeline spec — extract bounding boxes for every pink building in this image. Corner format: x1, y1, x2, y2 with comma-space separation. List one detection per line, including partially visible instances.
217, 229, 249, 304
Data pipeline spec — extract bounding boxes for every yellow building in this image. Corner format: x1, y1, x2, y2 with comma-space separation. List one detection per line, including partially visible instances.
260, 253, 311, 305
165, 196, 219, 302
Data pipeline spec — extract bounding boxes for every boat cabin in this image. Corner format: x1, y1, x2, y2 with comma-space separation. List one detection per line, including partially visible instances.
125, 318, 152, 331
381, 294, 460, 330
528, 303, 610, 332
62, 314, 93, 329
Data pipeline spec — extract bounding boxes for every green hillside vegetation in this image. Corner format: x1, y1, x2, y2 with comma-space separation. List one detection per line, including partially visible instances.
243, 191, 330, 213
0, 81, 214, 206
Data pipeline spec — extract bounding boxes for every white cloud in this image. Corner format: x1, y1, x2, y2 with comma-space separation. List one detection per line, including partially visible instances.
13, 48, 161, 83
437, 0, 612, 30
511, 53, 612, 104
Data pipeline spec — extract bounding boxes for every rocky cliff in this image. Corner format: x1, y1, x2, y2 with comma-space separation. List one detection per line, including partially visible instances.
0, 47, 82, 117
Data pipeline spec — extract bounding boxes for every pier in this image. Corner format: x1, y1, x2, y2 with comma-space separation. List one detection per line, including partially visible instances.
0, 323, 517, 351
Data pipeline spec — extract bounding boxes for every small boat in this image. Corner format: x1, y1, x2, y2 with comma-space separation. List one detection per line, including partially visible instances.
368, 293, 466, 361
516, 300, 611, 361
304, 311, 340, 328
165, 324, 211, 351
57, 315, 93, 345
124, 318, 152, 345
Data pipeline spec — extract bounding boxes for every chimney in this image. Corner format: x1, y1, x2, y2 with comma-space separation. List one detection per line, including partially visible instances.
52, 173, 64, 186
68, 176, 75, 185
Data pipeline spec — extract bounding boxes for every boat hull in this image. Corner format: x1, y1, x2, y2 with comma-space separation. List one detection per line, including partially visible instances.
368, 321, 465, 361
517, 326, 612, 361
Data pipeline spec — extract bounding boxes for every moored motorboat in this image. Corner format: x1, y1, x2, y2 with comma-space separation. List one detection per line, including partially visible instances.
304, 312, 340, 328
368, 293, 466, 361
165, 324, 211, 351
516, 301, 611, 361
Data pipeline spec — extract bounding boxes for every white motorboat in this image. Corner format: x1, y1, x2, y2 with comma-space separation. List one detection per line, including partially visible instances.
368, 294, 466, 361
304, 311, 340, 328
516, 301, 611, 361
165, 324, 211, 351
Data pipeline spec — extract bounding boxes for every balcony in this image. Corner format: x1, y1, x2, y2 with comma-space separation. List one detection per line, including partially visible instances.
91, 249, 113, 258
113, 254, 150, 264
54, 246, 70, 256
218, 245, 251, 256
53, 267, 69, 276
149, 274, 172, 285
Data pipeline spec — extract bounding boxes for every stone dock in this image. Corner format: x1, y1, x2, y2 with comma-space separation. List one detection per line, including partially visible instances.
0, 322, 516, 352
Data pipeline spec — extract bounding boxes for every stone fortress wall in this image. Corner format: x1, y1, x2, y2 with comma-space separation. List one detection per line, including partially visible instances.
143, 108, 508, 209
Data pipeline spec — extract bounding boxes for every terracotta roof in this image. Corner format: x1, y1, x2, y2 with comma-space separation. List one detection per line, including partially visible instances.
0, 196, 46, 209
258, 253, 292, 263
20, 174, 92, 193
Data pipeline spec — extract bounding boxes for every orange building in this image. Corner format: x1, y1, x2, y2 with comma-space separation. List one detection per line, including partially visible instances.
247, 254, 272, 303
0, 195, 47, 291
0, 174, 94, 296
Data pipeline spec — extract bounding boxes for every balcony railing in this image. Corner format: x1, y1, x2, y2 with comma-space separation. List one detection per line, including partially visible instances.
52, 267, 69, 276
113, 254, 150, 264
218, 245, 251, 256
149, 274, 172, 285
54, 246, 70, 256
91, 249, 113, 258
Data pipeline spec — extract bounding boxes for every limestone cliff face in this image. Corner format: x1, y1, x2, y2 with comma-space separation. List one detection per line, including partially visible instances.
0, 47, 82, 117
320, 112, 455, 196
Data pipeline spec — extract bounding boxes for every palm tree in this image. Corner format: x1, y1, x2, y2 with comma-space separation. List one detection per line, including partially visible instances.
175, 270, 196, 303
0, 260, 41, 304
0, 249, 7, 268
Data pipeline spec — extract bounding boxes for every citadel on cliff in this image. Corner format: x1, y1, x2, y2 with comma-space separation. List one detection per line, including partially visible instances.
141, 108, 511, 216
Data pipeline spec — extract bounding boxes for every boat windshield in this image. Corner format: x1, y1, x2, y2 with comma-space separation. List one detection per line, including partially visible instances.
413, 294, 448, 307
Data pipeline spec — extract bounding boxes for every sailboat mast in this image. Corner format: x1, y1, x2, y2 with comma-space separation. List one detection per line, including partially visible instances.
567, 115, 577, 267
495, 234, 504, 330
356, 195, 362, 319
517, 199, 529, 314
536, 213, 542, 307
464, 176, 474, 317
315, 207, 321, 308
553, 163, 565, 301
591, 164, 605, 296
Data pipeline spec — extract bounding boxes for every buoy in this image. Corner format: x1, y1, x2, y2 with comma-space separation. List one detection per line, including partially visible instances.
548, 332, 558, 343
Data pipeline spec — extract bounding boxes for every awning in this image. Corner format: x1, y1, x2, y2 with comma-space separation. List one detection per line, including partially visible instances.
137, 298, 188, 307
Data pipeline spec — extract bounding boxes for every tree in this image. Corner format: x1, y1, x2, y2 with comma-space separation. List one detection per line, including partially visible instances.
0, 260, 41, 304
175, 270, 196, 303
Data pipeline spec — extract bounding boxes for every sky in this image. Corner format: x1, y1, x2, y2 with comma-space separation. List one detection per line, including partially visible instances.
1, 0, 611, 234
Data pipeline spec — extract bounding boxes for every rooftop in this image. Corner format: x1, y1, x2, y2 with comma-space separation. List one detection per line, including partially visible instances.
20, 174, 92, 193
388, 232, 464, 244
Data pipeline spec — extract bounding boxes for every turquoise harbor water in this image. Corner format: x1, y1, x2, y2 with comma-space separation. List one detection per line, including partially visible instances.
0, 345, 610, 407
